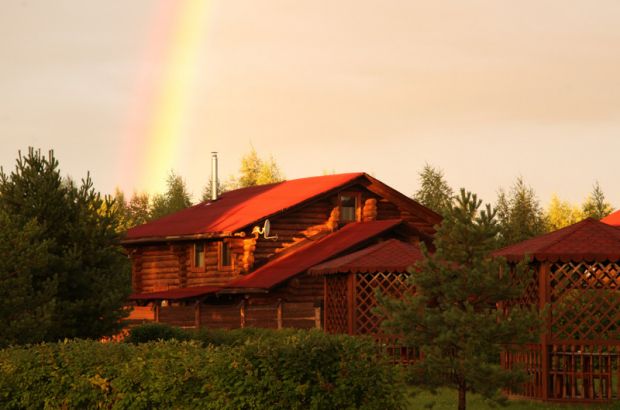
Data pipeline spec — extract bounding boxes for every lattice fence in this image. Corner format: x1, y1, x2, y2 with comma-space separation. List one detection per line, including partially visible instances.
325, 275, 348, 334
548, 342, 619, 401
503, 344, 544, 399
355, 272, 411, 335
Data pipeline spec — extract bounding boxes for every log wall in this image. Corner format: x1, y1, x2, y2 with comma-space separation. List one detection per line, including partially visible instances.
133, 245, 181, 293
253, 198, 334, 266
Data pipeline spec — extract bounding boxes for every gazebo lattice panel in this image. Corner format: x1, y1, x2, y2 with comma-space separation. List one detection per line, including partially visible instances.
324, 275, 348, 334
355, 272, 411, 335
549, 261, 619, 341
503, 260, 620, 402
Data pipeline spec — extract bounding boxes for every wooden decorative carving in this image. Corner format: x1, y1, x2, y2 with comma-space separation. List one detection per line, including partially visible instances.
326, 207, 340, 232
362, 198, 378, 222
242, 237, 257, 273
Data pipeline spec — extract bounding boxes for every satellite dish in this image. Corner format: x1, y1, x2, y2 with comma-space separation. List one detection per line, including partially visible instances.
263, 219, 271, 237
251, 219, 278, 240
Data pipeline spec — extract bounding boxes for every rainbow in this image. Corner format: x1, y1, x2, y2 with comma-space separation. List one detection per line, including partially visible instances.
120, 0, 212, 195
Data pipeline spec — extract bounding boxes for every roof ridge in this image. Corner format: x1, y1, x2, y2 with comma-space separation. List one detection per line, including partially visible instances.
199, 172, 368, 205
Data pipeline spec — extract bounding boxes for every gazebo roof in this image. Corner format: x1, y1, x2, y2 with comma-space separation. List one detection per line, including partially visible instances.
309, 238, 424, 275
494, 218, 620, 263
601, 209, 620, 226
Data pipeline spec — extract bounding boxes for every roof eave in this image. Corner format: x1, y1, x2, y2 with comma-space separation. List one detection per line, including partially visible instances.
121, 231, 235, 246
217, 287, 269, 294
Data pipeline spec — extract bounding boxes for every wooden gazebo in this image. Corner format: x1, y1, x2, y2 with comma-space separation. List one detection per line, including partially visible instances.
495, 218, 620, 402
310, 239, 423, 362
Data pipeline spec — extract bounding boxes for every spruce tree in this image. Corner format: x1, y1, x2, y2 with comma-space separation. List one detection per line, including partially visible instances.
413, 164, 453, 216
496, 177, 546, 246
582, 181, 613, 219
379, 189, 540, 410
0, 148, 130, 341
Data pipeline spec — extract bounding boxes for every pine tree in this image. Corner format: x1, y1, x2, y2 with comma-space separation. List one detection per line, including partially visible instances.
0, 148, 131, 341
496, 177, 547, 247
379, 190, 540, 410
413, 164, 453, 216
150, 171, 192, 220
582, 181, 613, 219
0, 210, 56, 347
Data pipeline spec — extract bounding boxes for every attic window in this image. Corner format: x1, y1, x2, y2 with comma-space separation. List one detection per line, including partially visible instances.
339, 193, 360, 223
194, 242, 205, 268
219, 241, 232, 270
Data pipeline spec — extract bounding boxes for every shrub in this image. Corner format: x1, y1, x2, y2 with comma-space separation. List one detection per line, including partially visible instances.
204, 330, 405, 409
124, 322, 191, 344
0, 331, 405, 409
191, 326, 301, 346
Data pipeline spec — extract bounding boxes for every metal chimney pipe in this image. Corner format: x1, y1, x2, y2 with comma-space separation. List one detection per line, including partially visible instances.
211, 152, 218, 201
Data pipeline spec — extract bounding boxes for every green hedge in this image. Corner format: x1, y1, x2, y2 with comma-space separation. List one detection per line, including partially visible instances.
125, 322, 303, 346
0, 330, 405, 409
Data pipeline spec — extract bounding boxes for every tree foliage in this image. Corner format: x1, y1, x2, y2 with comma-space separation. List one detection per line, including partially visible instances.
0, 148, 131, 342
379, 190, 540, 410
150, 171, 192, 220
201, 178, 228, 203
231, 147, 284, 189
0, 210, 56, 347
200, 148, 285, 202
546, 194, 584, 231
413, 164, 453, 216
496, 177, 547, 247
582, 181, 613, 220
109, 189, 152, 230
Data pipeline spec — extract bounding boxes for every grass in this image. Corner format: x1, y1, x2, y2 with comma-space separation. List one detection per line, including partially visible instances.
407, 388, 620, 410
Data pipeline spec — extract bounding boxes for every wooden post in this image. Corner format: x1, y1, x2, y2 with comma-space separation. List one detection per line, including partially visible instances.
153, 304, 160, 323
314, 306, 321, 329
194, 301, 201, 328
277, 300, 283, 330
240, 299, 246, 328
539, 262, 550, 401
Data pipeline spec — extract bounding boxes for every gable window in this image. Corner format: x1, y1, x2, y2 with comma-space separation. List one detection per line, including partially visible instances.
219, 241, 232, 270
339, 193, 359, 223
194, 242, 205, 268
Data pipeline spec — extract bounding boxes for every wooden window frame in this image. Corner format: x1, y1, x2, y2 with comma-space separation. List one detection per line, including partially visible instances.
338, 191, 361, 223
191, 241, 206, 272
218, 240, 234, 271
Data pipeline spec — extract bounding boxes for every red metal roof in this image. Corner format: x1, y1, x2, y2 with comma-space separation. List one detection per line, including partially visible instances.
309, 238, 424, 275
129, 285, 220, 301
123, 173, 365, 242
601, 210, 620, 226
493, 218, 620, 262
224, 219, 404, 290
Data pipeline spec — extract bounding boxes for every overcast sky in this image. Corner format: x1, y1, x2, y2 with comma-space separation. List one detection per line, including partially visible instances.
1, 0, 620, 207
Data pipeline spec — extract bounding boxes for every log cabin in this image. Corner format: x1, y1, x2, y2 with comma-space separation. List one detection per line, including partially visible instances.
122, 170, 440, 330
